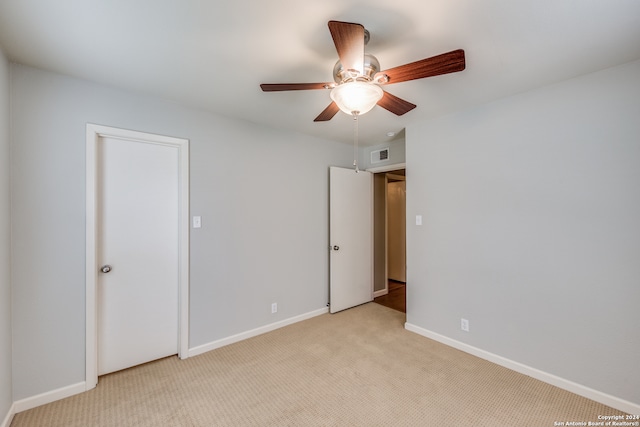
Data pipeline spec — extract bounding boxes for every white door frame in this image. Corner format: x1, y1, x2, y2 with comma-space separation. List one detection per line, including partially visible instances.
85, 124, 190, 390
386, 176, 406, 282
365, 162, 406, 174
366, 162, 406, 298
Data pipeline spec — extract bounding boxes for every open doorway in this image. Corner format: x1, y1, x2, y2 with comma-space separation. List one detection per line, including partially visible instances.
373, 168, 406, 313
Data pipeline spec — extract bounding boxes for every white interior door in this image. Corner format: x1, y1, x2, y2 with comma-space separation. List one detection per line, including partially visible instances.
97, 136, 179, 375
329, 166, 373, 313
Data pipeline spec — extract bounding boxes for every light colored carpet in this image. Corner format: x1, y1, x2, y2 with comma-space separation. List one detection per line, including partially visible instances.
12, 303, 625, 426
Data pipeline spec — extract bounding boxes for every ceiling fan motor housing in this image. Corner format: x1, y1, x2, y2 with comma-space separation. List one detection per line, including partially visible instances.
333, 53, 381, 83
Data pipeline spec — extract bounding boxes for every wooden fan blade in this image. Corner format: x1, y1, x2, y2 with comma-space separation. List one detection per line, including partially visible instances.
328, 21, 364, 75
377, 91, 416, 116
260, 83, 333, 92
375, 49, 465, 85
314, 102, 340, 122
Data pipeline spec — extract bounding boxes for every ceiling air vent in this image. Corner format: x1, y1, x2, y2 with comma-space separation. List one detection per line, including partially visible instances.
371, 148, 389, 164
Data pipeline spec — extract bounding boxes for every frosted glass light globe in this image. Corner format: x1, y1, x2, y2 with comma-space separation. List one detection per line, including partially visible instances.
330, 82, 384, 115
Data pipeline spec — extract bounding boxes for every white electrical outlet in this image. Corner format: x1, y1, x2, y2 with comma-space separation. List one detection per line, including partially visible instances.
461, 318, 469, 332
271, 303, 277, 314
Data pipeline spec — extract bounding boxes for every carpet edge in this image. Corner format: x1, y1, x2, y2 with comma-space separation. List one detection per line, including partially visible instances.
188, 307, 329, 358
404, 322, 639, 415
13, 381, 86, 414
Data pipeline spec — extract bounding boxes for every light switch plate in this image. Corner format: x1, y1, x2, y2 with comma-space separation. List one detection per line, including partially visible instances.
193, 216, 202, 228
416, 215, 422, 226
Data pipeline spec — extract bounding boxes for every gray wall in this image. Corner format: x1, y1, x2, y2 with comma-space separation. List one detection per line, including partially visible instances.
10, 64, 353, 400
362, 138, 405, 170
406, 60, 640, 405
0, 46, 13, 421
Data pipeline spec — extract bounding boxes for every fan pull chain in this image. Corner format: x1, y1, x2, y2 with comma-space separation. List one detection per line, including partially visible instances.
352, 112, 359, 173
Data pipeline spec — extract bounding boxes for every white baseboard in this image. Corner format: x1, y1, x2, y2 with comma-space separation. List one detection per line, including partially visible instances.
10, 308, 328, 415
405, 322, 640, 415
13, 381, 86, 414
188, 307, 329, 358
1, 403, 15, 427
373, 289, 388, 298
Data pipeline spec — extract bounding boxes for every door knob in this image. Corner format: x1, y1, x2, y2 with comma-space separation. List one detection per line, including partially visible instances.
333, 245, 340, 251
100, 265, 112, 273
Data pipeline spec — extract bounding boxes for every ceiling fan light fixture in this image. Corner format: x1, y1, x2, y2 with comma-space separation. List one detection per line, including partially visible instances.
330, 81, 383, 116
260, 20, 466, 122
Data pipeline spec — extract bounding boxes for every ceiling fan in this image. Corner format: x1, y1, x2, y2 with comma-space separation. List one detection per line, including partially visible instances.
260, 20, 466, 122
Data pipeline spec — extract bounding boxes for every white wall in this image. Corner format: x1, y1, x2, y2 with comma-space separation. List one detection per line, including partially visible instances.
10, 64, 353, 400
0, 46, 13, 423
406, 60, 640, 406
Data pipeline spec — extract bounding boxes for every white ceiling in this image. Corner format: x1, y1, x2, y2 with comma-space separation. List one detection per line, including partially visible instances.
1, 0, 639, 146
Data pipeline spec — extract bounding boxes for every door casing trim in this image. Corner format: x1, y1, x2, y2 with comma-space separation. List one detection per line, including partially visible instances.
85, 124, 190, 390
367, 162, 406, 299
